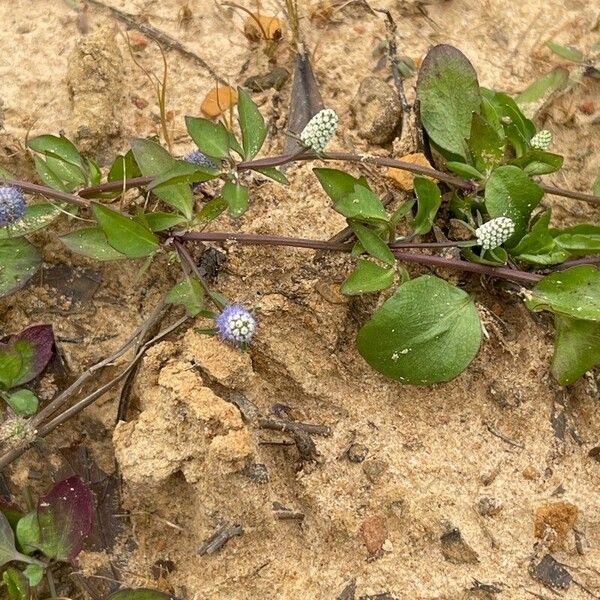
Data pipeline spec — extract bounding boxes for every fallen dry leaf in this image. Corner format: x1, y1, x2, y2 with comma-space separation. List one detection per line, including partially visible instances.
244, 14, 282, 42
388, 152, 435, 191
201, 85, 238, 119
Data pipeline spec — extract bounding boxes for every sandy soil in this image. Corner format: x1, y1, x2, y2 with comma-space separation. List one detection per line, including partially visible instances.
1, 0, 600, 599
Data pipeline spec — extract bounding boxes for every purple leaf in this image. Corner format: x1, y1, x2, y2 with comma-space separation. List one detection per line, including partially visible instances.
37, 476, 93, 562
0, 324, 54, 389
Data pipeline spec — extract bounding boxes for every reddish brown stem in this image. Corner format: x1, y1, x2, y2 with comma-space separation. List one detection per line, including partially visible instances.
173, 231, 541, 285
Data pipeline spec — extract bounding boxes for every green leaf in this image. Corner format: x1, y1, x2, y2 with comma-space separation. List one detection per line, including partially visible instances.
27, 134, 83, 168
6, 390, 38, 416
33, 156, 71, 192
468, 112, 504, 174
238, 87, 267, 159
254, 167, 289, 185
131, 138, 194, 219
553, 224, 600, 256
484, 166, 544, 245
526, 265, 600, 320
106, 590, 174, 600
45, 155, 87, 187
86, 158, 102, 185
445, 161, 484, 180
516, 67, 569, 116
60, 227, 128, 261
0, 238, 42, 298
349, 222, 395, 266
341, 260, 395, 295
482, 89, 536, 150
185, 116, 231, 159
335, 185, 388, 224
510, 149, 564, 176
148, 160, 218, 190
0, 512, 41, 568
0, 325, 54, 390
196, 197, 228, 225
0, 204, 61, 240
15, 512, 40, 555
313, 168, 371, 203
108, 150, 142, 182
93, 204, 159, 258
166, 276, 205, 316
228, 132, 245, 158
412, 177, 442, 235
463, 246, 508, 266
222, 182, 249, 218
3, 567, 30, 600
357, 275, 482, 384
547, 42, 584, 62
139, 212, 187, 232
22, 564, 44, 587
510, 209, 555, 257
551, 316, 600, 385
416, 44, 481, 159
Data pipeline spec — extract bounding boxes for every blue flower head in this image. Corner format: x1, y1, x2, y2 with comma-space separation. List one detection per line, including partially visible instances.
185, 149, 219, 171
0, 186, 26, 227
216, 304, 256, 348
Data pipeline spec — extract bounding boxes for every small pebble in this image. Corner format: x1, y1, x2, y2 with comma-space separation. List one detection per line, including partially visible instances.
347, 443, 369, 463
477, 496, 503, 517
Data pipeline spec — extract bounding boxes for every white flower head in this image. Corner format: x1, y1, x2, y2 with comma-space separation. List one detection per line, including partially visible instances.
300, 108, 338, 153
216, 304, 256, 347
476, 217, 515, 250
530, 130, 552, 151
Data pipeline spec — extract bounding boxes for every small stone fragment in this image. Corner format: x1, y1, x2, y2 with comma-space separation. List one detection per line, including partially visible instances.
532, 554, 572, 590
522, 465, 540, 481
351, 76, 402, 145
241, 462, 269, 484
362, 459, 387, 484
361, 514, 388, 556
477, 496, 503, 517
440, 527, 479, 564
388, 153, 434, 191
244, 67, 290, 92
487, 380, 523, 408
347, 443, 368, 463
588, 445, 600, 462
534, 501, 578, 549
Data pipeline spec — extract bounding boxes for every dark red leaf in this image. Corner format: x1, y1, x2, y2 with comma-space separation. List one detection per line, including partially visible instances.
13, 325, 55, 385
37, 476, 93, 562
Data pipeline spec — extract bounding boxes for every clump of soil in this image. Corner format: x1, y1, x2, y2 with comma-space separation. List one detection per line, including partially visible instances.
1, 1, 600, 599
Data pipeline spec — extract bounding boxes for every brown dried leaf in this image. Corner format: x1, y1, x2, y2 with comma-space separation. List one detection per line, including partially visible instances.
243, 14, 282, 41
201, 86, 238, 119
388, 153, 435, 191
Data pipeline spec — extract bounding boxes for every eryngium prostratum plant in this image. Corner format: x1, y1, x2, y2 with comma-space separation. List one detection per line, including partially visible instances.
1, 47, 600, 388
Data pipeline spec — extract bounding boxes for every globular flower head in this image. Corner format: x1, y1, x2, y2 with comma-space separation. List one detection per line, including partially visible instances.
184, 149, 219, 170
475, 217, 515, 250
300, 108, 339, 153
530, 129, 552, 151
216, 304, 256, 348
0, 416, 35, 450
0, 186, 26, 227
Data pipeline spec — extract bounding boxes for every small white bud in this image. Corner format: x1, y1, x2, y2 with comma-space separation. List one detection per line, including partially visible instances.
530, 130, 552, 151
300, 109, 338, 153
475, 217, 515, 250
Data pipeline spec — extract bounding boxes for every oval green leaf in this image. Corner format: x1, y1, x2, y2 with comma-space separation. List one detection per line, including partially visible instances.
0, 238, 42, 298
526, 265, 600, 321
417, 44, 481, 159
341, 260, 395, 295
357, 275, 482, 384
238, 87, 267, 160
93, 204, 159, 258
60, 227, 128, 261
185, 117, 231, 159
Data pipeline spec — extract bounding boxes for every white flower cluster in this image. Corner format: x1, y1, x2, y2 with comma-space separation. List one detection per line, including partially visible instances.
530, 130, 552, 151
475, 217, 515, 250
300, 109, 339, 153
